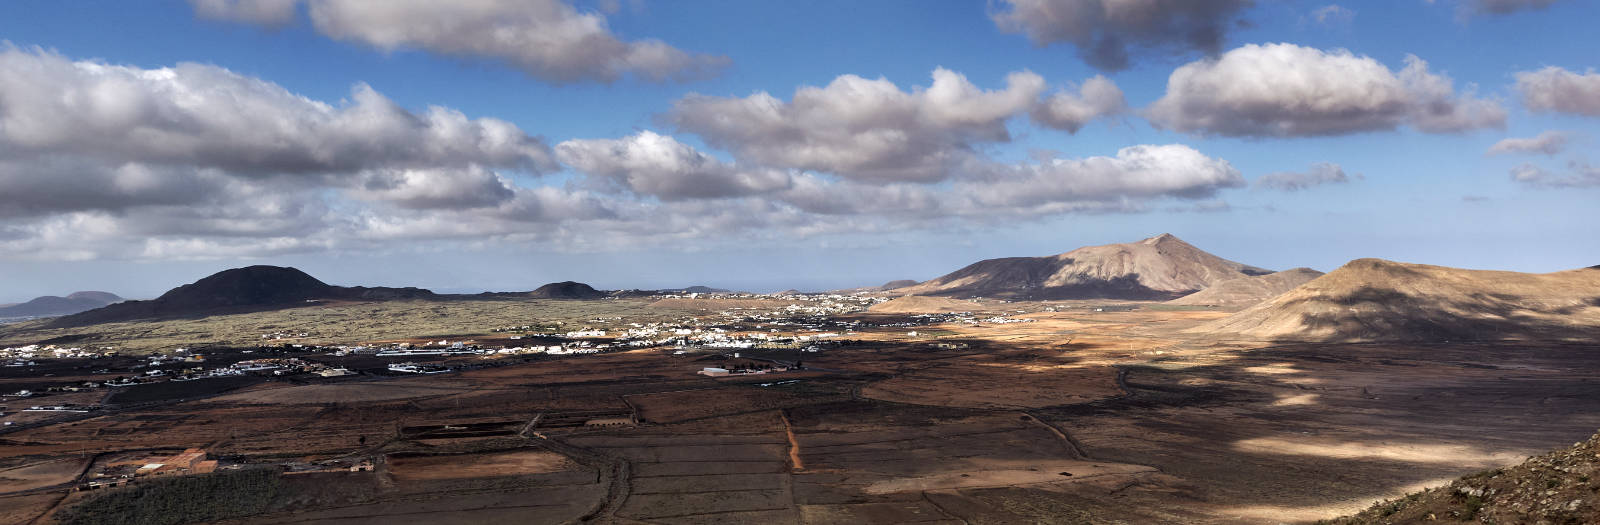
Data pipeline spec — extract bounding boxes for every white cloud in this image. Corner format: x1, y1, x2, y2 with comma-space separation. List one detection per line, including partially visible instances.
189, 0, 299, 26
666, 68, 1046, 183
0, 46, 556, 176
961, 144, 1245, 211
1031, 75, 1125, 133
1516, 66, 1600, 117
1486, 131, 1569, 156
1309, 5, 1356, 25
0, 50, 1256, 262
1510, 162, 1600, 188
193, 0, 727, 83
1255, 162, 1358, 191
555, 131, 792, 200
991, 0, 1254, 71
352, 166, 517, 210
1148, 43, 1505, 137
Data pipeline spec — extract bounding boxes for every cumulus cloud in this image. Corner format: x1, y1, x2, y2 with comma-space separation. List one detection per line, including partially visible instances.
1255, 162, 1358, 191
768, 145, 1244, 218
191, 0, 726, 83
991, 0, 1253, 71
189, 0, 299, 26
1031, 75, 1126, 132
1148, 43, 1505, 137
0, 50, 1255, 261
959, 144, 1245, 214
1487, 131, 1570, 156
1510, 162, 1600, 188
0, 46, 556, 176
0, 47, 571, 259
1516, 66, 1600, 117
556, 131, 792, 200
666, 68, 1046, 183
352, 166, 517, 210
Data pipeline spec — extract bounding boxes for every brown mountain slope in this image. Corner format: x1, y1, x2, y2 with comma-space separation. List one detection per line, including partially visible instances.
894, 234, 1270, 300
1167, 268, 1325, 307
1193, 259, 1600, 342
1328, 428, 1600, 523
867, 296, 988, 314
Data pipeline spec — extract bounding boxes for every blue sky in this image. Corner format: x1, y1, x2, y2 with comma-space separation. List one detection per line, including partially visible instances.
0, 0, 1597, 301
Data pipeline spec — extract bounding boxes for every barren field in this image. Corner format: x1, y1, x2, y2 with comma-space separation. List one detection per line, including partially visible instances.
5, 299, 1600, 524
386, 450, 577, 481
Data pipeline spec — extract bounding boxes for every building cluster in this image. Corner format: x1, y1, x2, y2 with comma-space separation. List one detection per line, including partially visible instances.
2, 344, 116, 367
81, 448, 220, 491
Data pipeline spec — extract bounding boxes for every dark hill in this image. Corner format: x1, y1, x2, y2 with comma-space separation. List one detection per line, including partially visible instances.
678, 286, 732, 294
528, 281, 605, 299
52, 266, 435, 327
0, 291, 124, 318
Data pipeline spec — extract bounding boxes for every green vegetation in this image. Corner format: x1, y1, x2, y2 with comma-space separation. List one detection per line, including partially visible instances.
0, 297, 687, 353
55, 468, 281, 525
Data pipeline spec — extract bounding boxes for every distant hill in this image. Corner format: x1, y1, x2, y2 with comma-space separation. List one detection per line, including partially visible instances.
879, 279, 918, 290
528, 281, 605, 299
1194, 259, 1600, 342
0, 291, 124, 318
52, 266, 435, 327
678, 286, 731, 294
894, 234, 1270, 300
826, 279, 922, 295
1167, 268, 1324, 307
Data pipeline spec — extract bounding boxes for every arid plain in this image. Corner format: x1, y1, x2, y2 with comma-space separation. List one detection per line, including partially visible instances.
4, 235, 1600, 524
4, 295, 1599, 524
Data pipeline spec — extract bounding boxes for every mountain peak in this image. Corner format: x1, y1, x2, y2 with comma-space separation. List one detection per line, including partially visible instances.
1141, 233, 1182, 245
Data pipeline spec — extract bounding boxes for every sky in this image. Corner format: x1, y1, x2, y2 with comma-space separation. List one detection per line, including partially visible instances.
1, 0, 1598, 301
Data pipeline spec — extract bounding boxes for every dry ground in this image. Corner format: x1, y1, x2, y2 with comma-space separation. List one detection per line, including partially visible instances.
5, 300, 1600, 524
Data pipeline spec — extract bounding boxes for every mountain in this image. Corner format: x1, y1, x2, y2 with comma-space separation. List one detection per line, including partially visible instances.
1194, 259, 1600, 342
894, 234, 1271, 300
879, 279, 918, 290
0, 291, 125, 318
1328, 428, 1600, 523
1167, 268, 1325, 307
52, 266, 435, 327
527, 281, 605, 299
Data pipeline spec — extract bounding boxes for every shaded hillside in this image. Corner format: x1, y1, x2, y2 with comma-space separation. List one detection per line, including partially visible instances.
0, 291, 124, 318
1326, 429, 1600, 524
52, 266, 435, 327
1195, 259, 1600, 342
528, 281, 604, 299
895, 234, 1270, 300
1167, 268, 1324, 307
